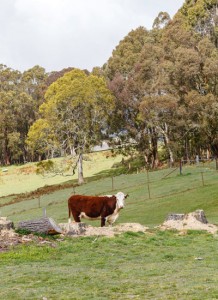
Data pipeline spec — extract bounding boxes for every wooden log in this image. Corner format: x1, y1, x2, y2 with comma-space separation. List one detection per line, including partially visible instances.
17, 217, 63, 235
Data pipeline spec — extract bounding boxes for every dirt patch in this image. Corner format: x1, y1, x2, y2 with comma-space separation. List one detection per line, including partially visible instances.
0, 229, 57, 253
0, 222, 148, 252
59, 222, 148, 237
16, 165, 36, 175
1, 209, 217, 253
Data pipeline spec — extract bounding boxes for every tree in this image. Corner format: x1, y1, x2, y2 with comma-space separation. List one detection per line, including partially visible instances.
104, 26, 150, 79
139, 95, 179, 166
0, 64, 50, 165
26, 118, 57, 161
27, 69, 114, 184
21, 65, 48, 108
180, 0, 218, 46
105, 8, 218, 166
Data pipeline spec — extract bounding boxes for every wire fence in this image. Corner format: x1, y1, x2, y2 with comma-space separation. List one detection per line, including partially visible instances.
67, 158, 218, 205
2, 158, 218, 220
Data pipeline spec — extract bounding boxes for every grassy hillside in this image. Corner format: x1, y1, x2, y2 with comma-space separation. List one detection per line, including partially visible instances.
1, 159, 218, 227
1, 159, 218, 299
0, 152, 123, 197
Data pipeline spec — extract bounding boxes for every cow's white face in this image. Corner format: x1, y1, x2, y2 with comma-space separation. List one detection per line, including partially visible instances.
115, 192, 127, 209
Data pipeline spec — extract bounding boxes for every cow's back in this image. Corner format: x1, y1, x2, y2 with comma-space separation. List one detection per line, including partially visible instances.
68, 194, 117, 218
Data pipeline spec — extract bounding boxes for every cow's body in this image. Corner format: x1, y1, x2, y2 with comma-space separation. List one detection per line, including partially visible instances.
68, 192, 127, 227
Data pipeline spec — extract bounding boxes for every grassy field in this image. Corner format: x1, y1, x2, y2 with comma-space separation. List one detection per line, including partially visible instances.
1, 159, 218, 227
1, 231, 218, 299
1, 157, 218, 299
0, 151, 123, 197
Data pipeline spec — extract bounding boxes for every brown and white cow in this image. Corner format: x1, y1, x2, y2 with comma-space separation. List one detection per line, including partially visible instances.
68, 192, 128, 227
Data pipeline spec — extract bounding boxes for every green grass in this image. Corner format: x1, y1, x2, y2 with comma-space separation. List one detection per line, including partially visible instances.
1, 231, 218, 299
0, 152, 123, 197
1, 159, 218, 299
1, 162, 218, 227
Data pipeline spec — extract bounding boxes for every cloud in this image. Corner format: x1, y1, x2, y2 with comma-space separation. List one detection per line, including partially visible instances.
0, 0, 184, 72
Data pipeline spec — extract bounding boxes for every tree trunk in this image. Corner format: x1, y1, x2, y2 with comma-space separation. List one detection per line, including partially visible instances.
206, 149, 210, 160
70, 145, 76, 156
78, 153, 84, 184
185, 137, 190, 163
18, 217, 63, 234
161, 123, 174, 167
150, 128, 159, 168
3, 129, 10, 165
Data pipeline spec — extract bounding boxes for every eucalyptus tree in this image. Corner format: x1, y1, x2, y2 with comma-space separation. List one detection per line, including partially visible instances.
21, 65, 48, 110
106, 23, 175, 168
180, 0, 218, 47
161, 11, 218, 159
27, 69, 114, 183
104, 26, 150, 80
0, 65, 36, 164
106, 4, 218, 166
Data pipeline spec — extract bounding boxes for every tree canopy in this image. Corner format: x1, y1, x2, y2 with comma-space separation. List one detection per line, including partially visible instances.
0, 0, 218, 176
27, 69, 114, 183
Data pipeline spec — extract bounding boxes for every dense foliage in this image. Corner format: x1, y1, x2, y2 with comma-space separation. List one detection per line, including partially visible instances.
0, 0, 218, 174
104, 0, 218, 167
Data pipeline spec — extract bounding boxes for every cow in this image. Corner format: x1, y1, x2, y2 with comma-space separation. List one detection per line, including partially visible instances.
68, 192, 128, 227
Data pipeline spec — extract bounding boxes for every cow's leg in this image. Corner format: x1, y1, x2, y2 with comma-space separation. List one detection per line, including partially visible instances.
72, 211, 81, 223
108, 221, 113, 227
101, 216, 106, 227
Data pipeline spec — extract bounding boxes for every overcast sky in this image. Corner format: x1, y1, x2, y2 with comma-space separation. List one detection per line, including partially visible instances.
0, 0, 184, 73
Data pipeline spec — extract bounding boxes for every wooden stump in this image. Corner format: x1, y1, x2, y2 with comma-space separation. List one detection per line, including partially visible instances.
166, 213, 185, 221
166, 210, 208, 224
192, 210, 208, 224
58, 222, 88, 236
0, 217, 14, 231
18, 217, 63, 235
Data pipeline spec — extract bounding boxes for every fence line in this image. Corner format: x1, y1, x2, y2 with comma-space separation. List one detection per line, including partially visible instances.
4, 160, 218, 217
71, 163, 218, 202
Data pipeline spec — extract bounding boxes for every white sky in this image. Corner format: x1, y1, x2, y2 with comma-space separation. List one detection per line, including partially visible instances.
0, 0, 184, 72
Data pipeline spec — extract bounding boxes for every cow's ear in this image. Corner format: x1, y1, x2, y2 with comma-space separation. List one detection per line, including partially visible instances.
125, 194, 129, 198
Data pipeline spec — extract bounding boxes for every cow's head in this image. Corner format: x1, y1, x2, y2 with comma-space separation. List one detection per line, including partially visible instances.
115, 192, 129, 209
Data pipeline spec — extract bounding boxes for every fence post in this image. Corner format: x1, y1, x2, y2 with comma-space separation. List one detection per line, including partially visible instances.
146, 169, 151, 199
43, 207, 47, 217
179, 159, 182, 175
201, 172, 205, 186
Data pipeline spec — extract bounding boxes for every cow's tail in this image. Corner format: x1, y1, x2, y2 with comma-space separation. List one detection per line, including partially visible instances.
68, 202, 71, 224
